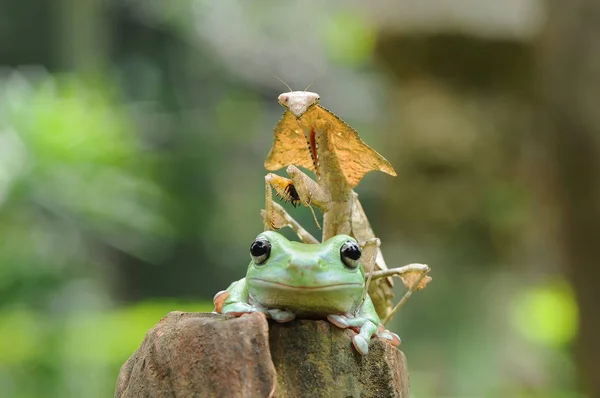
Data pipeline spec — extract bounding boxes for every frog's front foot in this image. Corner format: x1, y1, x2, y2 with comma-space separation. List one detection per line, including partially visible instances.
327, 314, 354, 329
214, 291, 260, 315
327, 314, 379, 355
213, 290, 230, 313
220, 302, 268, 316
267, 308, 296, 323
377, 324, 402, 347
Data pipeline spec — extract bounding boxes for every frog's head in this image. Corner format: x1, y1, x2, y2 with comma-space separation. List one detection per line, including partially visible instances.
245, 231, 366, 316
278, 91, 320, 118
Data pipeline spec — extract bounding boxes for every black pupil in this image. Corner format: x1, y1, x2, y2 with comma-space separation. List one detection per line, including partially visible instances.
251, 240, 269, 257
342, 243, 361, 260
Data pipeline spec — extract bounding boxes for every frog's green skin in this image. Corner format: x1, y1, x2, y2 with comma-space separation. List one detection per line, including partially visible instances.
213, 231, 400, 355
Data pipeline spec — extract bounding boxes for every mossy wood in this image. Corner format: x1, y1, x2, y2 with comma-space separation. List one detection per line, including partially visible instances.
115, 312, 409, 398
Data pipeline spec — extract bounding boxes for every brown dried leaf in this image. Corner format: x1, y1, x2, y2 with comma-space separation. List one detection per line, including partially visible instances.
317, 107, 396, 187
265, 111, 315, 172
399, 272, 432, 291
265, 106, 396, 187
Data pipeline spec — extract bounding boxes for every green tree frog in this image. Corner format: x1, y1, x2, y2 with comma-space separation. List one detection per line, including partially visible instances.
213, 231, 401, 355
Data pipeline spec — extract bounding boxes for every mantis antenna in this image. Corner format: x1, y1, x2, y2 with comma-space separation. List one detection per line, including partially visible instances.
272, 73, 293, 92
303, 81, 316, 92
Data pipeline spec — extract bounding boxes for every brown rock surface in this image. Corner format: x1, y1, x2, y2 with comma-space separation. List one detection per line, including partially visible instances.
115, 312, 409, 398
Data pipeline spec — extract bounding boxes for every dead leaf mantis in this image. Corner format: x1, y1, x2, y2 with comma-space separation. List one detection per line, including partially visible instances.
261, 90, 431, 323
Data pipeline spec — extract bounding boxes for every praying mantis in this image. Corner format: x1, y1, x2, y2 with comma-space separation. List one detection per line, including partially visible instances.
261, 90, 431, 323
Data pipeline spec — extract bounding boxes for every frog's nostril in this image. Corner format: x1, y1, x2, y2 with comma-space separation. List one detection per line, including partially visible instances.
288, 260, 320, 270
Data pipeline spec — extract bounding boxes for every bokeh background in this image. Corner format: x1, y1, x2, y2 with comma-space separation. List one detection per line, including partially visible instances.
1, 0, 598, 397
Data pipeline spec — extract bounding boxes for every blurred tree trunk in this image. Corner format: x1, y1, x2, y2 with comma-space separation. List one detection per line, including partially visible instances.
373, 33, 532, 246
538, 1, 600, 396
56, 0, 109, 72
373, 30, 535, 396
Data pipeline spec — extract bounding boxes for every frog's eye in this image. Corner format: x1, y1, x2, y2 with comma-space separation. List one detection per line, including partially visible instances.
340, 241, 361, 269
250, 236, 271, 265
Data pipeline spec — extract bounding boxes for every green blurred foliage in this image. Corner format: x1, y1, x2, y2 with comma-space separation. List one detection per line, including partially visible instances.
512, 280, 578, 347
325, 11, 376, 66
0, 72, 184, 397
0, 300, 211, 398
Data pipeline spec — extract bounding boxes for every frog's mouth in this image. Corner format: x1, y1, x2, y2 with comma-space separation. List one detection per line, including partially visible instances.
248, 278, 362, 291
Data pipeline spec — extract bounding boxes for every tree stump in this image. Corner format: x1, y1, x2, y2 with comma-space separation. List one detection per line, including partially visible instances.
115, 312, 409, 398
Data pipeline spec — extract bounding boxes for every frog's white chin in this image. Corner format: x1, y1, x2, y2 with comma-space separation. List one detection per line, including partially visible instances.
247, 278, 364, 315
247, 278, 362, 291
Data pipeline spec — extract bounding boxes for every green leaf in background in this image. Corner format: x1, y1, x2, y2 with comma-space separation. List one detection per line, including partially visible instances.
61, 300, 214, 364
324, 12, 376, 67
0, 72, 174, 262
511, 279, 578, 347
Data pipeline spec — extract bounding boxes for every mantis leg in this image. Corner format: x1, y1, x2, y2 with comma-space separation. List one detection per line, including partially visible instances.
357, 238, 380, 274
284, 165, 328, 211
264, 170, 327, 234
351, 192, 391, 277
357, 238, 380, 304
350, 192, 395, 319
265, 173, 294, 230
261, 195, 319, 244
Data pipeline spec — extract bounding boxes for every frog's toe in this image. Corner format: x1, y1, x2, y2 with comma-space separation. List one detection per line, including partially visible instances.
222, 302, 259, 316
327, 314, 350, 329
268, 309, 296, 323
352, 335, 369, 355
213, 290, 229, 313
378, 330, 402, 347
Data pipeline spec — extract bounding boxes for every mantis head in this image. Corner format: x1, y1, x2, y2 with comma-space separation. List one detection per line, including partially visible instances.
278, 91, 320, 118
